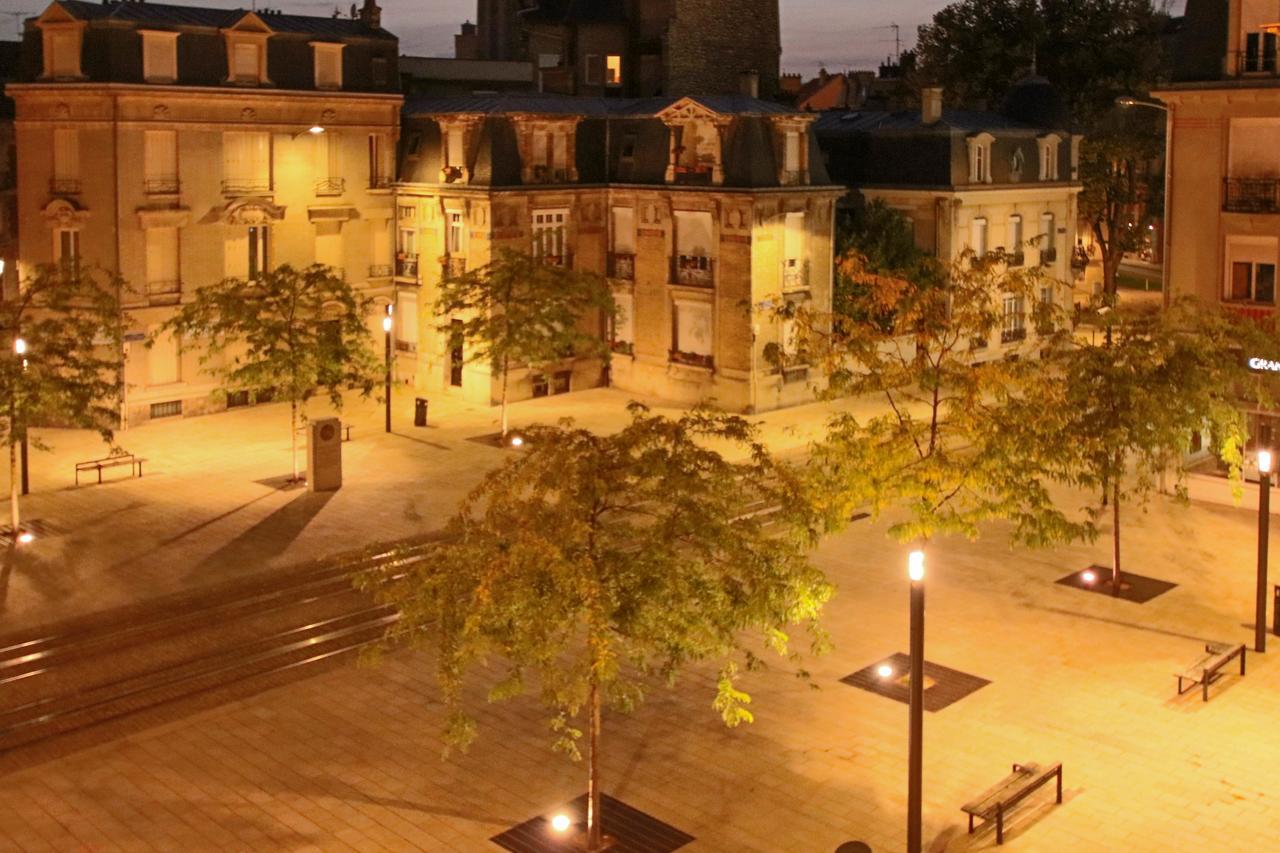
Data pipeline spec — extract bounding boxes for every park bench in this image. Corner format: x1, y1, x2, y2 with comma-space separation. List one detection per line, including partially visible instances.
75, 452, 144, 486
961, 762, 1063, 845
1175, 641, 1245, 702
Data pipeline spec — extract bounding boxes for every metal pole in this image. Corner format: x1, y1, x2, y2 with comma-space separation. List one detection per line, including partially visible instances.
20, 429, 28, 496
908, 577, 924, 853
384, 328, 392, 433
1258, 470, 1270, 653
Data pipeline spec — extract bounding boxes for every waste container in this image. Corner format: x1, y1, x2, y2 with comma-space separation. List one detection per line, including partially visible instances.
414, 397, 428, 427
1274, 584, 1280, 636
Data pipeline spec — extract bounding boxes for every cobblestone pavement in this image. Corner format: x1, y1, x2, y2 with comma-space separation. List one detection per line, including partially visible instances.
2, 480, 1277, 851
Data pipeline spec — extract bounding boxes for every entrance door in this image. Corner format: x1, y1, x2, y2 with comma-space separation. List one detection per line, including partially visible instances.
449, 319, 464, 387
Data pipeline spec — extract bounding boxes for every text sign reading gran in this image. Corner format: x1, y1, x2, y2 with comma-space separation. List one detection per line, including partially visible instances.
1248, 357, 1280, 373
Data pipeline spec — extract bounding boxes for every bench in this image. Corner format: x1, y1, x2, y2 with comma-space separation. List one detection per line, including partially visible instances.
961, 762, 1063, 845
1176, 642, 1245, 702
75, 453, 144, 486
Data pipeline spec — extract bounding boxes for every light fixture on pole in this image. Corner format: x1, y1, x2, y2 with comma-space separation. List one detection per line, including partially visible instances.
907, 549, 925, 853
382, 307, 393, 434
1258, 449, 1272, 652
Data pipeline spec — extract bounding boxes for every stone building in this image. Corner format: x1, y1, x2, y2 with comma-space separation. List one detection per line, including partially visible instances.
1155, 0, 1280, 449
815, 84, 1084, 358
393, 93, 841, 413
464, 0, 782, 100
9, 0, 401, 426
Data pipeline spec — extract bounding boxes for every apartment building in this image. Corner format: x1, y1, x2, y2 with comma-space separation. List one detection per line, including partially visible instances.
9, 0, 401, 426
394, 93, 842, 413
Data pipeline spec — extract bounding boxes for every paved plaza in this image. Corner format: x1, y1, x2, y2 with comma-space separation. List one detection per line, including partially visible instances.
1, 416, 1279, 850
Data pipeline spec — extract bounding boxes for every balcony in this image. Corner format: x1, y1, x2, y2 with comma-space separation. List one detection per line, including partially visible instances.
1007, 250, 1025, 268
49, 178, 81, 195
144, 177, 180, 195
368, 176, 393, 190
395, 339, 417, 354
1039, 247, 1057, 265
672, 255, 714, 288
442, 256, 466, 278
673, 164, 714, 186
1000, 326, 1027, 345
221, 178, 270, 196
315, 177, 345, 197
396, 253, 419, 280
541, 252, 573, 269
1224, 177, 1280, 213
782, 260, 809, 290
1233, 50, 1280, 77
608, 252, 635, 281
146, 280, 182, 305
368, 264, 394, 278
669, 349, 714, 369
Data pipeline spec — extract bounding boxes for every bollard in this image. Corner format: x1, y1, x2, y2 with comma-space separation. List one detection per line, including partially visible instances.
414, 397, 428, 427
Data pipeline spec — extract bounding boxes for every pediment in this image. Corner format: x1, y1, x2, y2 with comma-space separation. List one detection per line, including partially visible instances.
201, 198, 286, 225
35, 2, 80, 26
657, 97, 724, 123
42, 197, 89, 227
224, 11, 274, 34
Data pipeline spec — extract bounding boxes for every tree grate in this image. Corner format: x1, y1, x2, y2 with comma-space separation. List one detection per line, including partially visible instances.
0, 519, 59, 546
1055, 565, 1177, 604
491, 792, 694, 853
841, 652, 991, 712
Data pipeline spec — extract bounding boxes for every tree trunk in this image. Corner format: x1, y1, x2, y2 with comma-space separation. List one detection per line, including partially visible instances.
1111, 478, 1122, 597
499, 355, 510, 438
8, 404, 17, 535
586, 677, 603, 851
290, 400, 299, 482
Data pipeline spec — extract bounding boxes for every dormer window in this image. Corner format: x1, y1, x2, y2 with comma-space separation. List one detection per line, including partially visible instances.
967, 133, 994, 184
1038, 134, 1061, 181
231, 42, 262, 83
222, 16, 272, 86
141, 31, 179, 84
530, 131, 568, 182
606, 55, 622, 86
312, 42, 344, 90
36, 7, 86, 81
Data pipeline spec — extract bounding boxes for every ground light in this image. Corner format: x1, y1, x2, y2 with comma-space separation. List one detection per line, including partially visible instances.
550, 813, 571, 833
1081, 569, 1097, 585
508, 434, 525, 448
876, 663, 894, 679
17, 531, 33, 544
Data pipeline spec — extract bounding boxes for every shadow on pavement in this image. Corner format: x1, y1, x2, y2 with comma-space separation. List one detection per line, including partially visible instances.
187, 490, 336, 581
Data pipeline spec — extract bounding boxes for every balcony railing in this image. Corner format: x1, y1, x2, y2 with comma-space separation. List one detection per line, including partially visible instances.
221, 178, 270, 196
608, 252, 635, 281
396, 253, 419, 279
49, 178, 81, 195
540, 252, 573, 269
669, 349, 714, 369
442, 256, 466, 278
672, 255, 714, 287
1007, 250, 1026, 268
1040, 247, 1057, 265
315, 177, 345, 197
1224, 177, 1280, 213
1233, 50, 1280, 77
672, 164, 714, 186
144, 177, 180, 195
368, 264, 394, 278
395, 340, 417, 354
368, 176, 393, 190
1000, 326, 1027, 344
782, 260, 809, 290
146, 280, 182, 304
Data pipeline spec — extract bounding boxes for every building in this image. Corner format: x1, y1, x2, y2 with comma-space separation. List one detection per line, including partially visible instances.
1154, 0, 1280, 447
9, 0, 401, 426
463, 0, 783, 100
393, 93, 842, 413
399, 54, 533, 97
0, 41, 21, 299
815, 83, 1084, 356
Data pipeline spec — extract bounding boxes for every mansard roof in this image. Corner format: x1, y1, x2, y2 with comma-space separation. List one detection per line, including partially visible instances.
44, 0, 395, 40
403, 93, 801, 119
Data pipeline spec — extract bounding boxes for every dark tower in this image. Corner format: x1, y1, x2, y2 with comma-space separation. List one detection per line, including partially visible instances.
664, 0, 781, 97
476, 0, 522, 61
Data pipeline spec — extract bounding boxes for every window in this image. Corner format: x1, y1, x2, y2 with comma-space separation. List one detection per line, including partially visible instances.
368, 134, 389, 187
612, 290, 634, 351
224, 225, 269, 280
42, 27, 83, 79
1038, 135, 1060, 181
970, 217, 988, 257
396, 290, 418, 349
606, 54, 622, 86
231, 41, 262, 84
530, 130, 568, 180
314, 221, 343, 276
222, 131, 271, 194
55, 228, 79, 279
315, 131, 342, 194
1246, 31, 1278, 73
584, 54, 601, 86
141, 31, 178, 83
538, 53, 560, 68
1001, 295, 1025, 343
445, 127, 466, 177
372, 56, 388, 87
610, 207, 635, 254
783, 131, 801, 174
148, 327, 181, 386
783, 211, 806, 287
671, 299, 713, 365
533, 209, 567, 262
53, 128, 79, 191
1226, 238, 1278, 304
145, 227, 180, 297
312, 42, 343, 90
445, 210, 466, 255
398, 226, 418, 277
1040, 213, 1057, 263
399, 227, 417, 255
968, 133, 993, 183
371, 220, 392, 275
144, 130, 178, 193
150, 400, 182, 419
1005, 215, 1023, 265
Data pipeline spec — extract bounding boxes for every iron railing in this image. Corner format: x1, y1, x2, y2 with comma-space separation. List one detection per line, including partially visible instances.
608, 252, 635, 281
396, 253, 419, 279
1224, 177, 1280, 213
144, 177, 180, 195
782, 260, 809, 290
368, 264, 394, 278
221, 178, 270, 196
146, 280, 181, 304
49, 178, 81, 195
669, 349, 714, 369
672, 255, 714, 287
1000, 326, 1027, 344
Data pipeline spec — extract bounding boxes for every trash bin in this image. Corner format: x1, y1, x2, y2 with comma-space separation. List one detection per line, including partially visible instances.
414, 397, 428, 427
1273, 584, 1280, 636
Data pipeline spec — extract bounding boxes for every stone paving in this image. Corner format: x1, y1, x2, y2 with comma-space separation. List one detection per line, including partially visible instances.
2, 471, 1279, 850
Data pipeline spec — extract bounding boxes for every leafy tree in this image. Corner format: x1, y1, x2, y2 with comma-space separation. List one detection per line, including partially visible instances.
157, 264, 381, 482
357, 406, 831, 851
833, 199, 942, 320
437, 249, 615, 437
793, 249, 1088, 547
1041, 300, 1260, 593
0, 265, 125, 532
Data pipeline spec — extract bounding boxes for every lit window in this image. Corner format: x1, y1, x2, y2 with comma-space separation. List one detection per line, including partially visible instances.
312, 42, 343, 90
606, 55, 622, 86
533, 209, 568, 262
970, 217, 988, 257
967, 133, 993, 183
141, 31, 179, 83
1038, 135, 1060, 181
55, 228, 80, 279
446, 211, 465, 255
1001, 295, 1025, 342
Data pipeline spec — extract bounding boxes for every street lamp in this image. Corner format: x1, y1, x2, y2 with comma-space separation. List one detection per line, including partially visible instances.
382, 309, 393, 434
1258, 450, 1272, 652
907, 549, 925, 853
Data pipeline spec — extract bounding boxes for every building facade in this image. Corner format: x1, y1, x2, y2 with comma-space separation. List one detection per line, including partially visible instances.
394, 94, 842, 413
815, 85, 1083, 358
9, 0, 401, 426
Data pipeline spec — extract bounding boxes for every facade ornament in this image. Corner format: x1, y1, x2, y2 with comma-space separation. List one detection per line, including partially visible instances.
241, 107, 256, 120
153, 104, 170, 118
321, 109, 337, 122
54, 102, 70, 118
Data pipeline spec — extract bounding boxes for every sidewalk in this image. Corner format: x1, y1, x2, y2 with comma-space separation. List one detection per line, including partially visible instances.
0, 385, 867, 633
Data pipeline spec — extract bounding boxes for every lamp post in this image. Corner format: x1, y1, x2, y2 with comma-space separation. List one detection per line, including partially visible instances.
10, 336, 24, 536
382, 310, 393, 434
907, 549, 925, 853
1258, 450, 1272, 652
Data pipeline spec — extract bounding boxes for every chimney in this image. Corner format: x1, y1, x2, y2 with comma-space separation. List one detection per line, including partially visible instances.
739, 70, 760, 99
359, 0, 381, 30
921, 87, 943, 125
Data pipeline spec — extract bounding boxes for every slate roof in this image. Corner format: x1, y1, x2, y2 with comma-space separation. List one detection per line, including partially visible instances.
812, 108, 1052, 136
52, 0, 395, 39
404, 93, 802, 118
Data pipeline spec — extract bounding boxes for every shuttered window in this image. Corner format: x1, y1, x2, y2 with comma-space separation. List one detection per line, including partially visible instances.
145, 227, 179, 289
53, 129, 79, 180
673, 300, 713, 356
610, 207, 635, 253
231, 42, 260, 83
142, 31, 178, 83
674, 210, 715, 257
313, 43, 342, 89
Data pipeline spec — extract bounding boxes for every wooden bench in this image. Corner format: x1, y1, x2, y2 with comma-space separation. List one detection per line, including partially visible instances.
961, 762, 1063, 845
75, 453, 144, 486
1176, 642, 1245, 702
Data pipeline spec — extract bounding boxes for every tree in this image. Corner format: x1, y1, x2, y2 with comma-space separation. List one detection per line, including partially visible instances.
1042, 300, 1260, 593
793, 248, 1088, 547
438, 249, 615, 437
833, 199, 942, 320
158, 265, 381, 482
356, 406, 831, 851
0, 264, 124, 532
